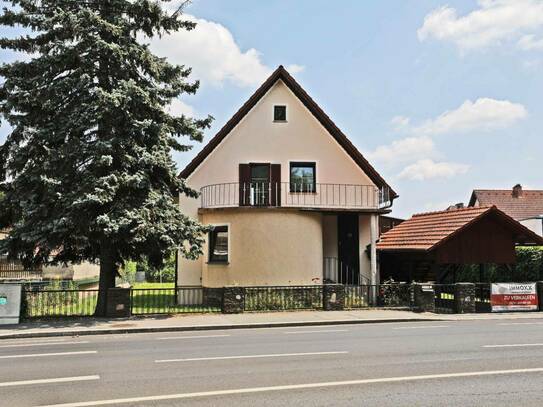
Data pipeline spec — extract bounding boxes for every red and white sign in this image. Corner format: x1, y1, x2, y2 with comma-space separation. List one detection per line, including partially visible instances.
491, 283, 538, 312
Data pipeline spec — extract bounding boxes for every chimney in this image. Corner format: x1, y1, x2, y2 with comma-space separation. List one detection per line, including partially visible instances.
447, 203, 465, 211
512, 184, 523, 198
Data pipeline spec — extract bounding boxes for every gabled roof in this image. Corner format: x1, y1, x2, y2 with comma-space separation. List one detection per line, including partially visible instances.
178, 65, 397, 200
469, 189, 543, 220
377, 206, 543, 251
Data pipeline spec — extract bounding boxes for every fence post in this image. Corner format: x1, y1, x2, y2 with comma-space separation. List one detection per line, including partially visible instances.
222, 286, 245, 314
412, 283, 435, 313
106, 288, 132, 318
323, 284, 345, 311
454, 283, 476, 314
537, 282, 543, 311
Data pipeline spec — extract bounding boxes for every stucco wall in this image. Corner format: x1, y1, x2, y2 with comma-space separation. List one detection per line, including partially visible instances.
521, 218, 543, 237
322, 214, 338, 258
178, 79, 380, 285
180, 209, 323, 287
359, 215, 372, 283
42, 262, 99, 281
180, 79, 376, 215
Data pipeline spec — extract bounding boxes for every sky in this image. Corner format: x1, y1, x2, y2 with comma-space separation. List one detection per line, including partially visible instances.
1, 0, 543, 218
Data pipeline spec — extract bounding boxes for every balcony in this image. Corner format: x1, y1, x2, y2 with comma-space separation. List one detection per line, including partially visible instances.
200, 182, 391, 210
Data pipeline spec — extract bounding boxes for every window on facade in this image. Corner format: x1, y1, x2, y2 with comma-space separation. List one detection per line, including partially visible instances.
208, 225, 228, 263
290, 162, 316, 192
273, 105, 287, 121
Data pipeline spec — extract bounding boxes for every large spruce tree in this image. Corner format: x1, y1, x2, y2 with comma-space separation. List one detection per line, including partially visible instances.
0, 0, 211, 315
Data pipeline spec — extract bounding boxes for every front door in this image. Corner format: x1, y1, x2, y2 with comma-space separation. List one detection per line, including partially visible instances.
250, 164, 270, 206
338, 213, 360, 285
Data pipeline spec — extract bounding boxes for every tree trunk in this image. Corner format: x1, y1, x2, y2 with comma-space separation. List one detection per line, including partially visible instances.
94, 242, 117, 317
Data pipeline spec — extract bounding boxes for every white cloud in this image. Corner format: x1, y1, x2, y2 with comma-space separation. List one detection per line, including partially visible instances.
285, 64, 305, 74
368, 136, 437, 166
412, 98, 527, 136
518, 34, 543, 50
390, 115, 410, 131
418, 0, 543, 51
147, 13, 303, 88
398, 159, 470, 181
167, 98, 195, 117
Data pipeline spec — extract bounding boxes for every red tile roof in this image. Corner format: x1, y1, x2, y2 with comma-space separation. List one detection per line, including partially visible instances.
469, 189, 543, 220
377, 206, 543, 251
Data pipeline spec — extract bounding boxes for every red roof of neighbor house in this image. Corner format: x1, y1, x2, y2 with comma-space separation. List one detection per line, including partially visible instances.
469, 189, 543, 220
377, 206, 543, 251
178, 65, 397, 200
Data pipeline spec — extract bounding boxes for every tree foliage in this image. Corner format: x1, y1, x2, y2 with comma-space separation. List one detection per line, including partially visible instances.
0, 0, 211, 314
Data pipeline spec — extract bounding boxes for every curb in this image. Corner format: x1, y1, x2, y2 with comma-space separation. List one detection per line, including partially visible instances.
0, 318, 441, 340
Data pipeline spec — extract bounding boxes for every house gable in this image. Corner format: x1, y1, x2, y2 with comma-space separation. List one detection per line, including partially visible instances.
179, 65, 396, 199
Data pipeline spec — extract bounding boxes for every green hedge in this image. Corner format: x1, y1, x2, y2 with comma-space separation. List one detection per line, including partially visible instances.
452, 246, 543, 283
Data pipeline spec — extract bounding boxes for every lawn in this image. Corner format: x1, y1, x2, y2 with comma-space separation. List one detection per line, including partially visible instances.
23, 282, 220, 318
132, 282, 175, 289
130, 284, 220, 315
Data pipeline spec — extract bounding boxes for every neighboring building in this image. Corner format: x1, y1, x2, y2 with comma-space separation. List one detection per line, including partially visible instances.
0, 229, 100, 285
469, 184, 543, 236
379, 215, 404, 236
177, 66, 397, 287
378, 206, 543, 283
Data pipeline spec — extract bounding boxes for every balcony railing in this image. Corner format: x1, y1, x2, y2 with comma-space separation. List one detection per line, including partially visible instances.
200, 182, 390, 210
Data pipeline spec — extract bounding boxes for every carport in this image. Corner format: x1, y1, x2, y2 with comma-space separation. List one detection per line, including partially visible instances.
377, 206, 543, 283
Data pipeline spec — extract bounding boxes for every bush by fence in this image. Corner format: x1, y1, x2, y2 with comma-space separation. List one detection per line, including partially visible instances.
447, 247, 543, 283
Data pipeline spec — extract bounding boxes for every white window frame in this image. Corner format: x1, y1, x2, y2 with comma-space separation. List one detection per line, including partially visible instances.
273, 104, 288, 122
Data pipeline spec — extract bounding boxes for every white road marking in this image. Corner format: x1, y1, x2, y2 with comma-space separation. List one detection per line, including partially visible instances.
0, 351, 97, 359
483, 343, 543, 348
0, 375, 99, 388
0, 341, 89, 349
498, 322, 543, 326
40, 367, 543, 407
283, 329, 348, 334
157, 335, 230, 340
393, 325, 449, 330
155, 351, 348, 363
0, 338, 73, 344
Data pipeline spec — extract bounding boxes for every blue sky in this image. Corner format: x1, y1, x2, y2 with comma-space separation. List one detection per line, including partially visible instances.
2, 0, 543, 218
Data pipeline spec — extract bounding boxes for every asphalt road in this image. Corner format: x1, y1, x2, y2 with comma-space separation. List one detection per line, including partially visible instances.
2, 319, 543, 406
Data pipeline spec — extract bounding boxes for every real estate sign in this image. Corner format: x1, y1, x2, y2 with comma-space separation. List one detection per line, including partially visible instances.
491, 283, 538, 312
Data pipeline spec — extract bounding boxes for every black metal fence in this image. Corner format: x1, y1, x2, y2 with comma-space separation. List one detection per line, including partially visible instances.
244, 285, 323, 311
22, 289, 99, 318
345, 284, 414, 309
345, 285, 371, 308
130, 287, 220, 315
18, 282, 538, 318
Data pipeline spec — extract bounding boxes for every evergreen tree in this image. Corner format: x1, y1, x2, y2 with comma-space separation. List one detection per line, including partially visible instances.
0, 0, 211, 315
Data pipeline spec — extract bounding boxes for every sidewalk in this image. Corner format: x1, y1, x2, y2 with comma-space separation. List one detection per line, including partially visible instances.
2, 309, 543, 340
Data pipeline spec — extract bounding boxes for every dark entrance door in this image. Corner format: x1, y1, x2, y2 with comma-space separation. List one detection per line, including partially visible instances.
250, 164, 270, 206
338, 213, 360, 285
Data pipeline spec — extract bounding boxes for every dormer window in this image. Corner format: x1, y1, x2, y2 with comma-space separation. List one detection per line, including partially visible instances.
273, 105, 287, 122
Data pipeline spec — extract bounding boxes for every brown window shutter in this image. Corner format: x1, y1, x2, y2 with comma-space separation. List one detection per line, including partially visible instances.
270, 164, 281, 207
239, 164, 251, 206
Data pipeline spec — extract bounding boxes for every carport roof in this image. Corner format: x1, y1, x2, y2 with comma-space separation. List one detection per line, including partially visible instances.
377, 206, 543, 252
